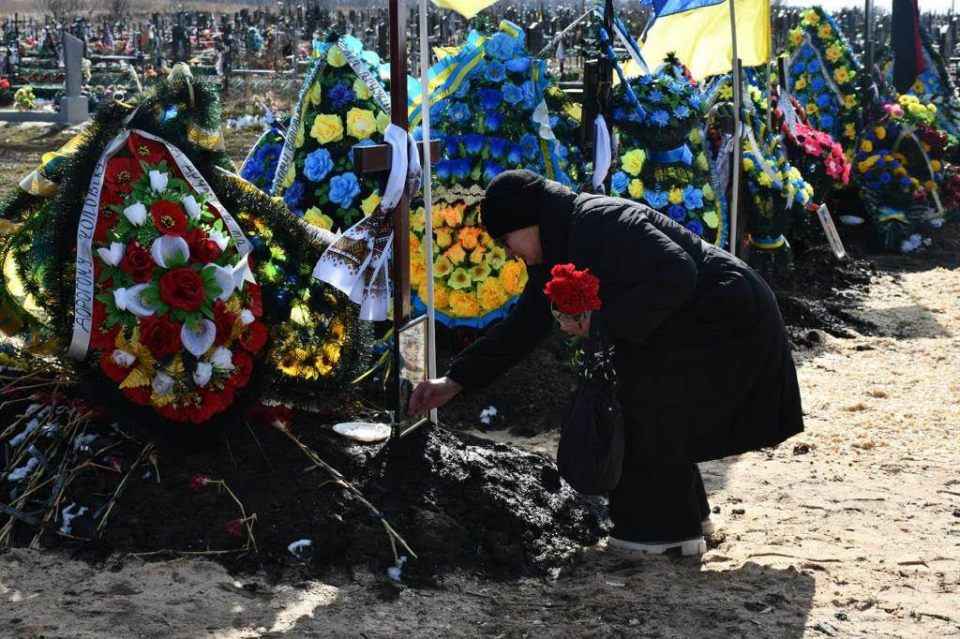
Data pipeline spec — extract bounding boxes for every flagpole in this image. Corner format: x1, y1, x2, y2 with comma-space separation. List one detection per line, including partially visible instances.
728, 0, 742, 257
419, 0, 438, 425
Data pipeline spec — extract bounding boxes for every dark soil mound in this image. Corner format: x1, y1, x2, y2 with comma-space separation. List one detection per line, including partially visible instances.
4, 399, 604, 583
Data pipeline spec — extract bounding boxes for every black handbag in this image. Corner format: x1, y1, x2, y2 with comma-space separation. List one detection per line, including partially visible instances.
557, 340, 625, 495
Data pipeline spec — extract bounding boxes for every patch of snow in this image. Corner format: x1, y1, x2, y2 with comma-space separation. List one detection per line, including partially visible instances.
479, 406, 498, 425
287, 539, 312, 557
59, 503, 88, 535
6, 458, 39, 482
387, 556, 407, 582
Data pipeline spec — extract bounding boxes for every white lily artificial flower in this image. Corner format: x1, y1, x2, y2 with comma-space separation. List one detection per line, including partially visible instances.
151, 372, 174, 396
96, 242, 125, 267
240, 309, 255, 325
181, 320, 217, 358
111, 349, 136, 367
210, 346, 235, 371
150, 235, 190, 268
181, 194, 202, 220
148, 169, 169, 193
193, 361, 213, 388
203, 264, 235, 302
113, 284, 155, 318
122, 202, 148, 226
208, 229, 230, 251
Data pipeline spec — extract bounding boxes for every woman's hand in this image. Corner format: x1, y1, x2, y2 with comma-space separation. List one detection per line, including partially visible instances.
408, 377, 464, 415
558, 313, 591, 338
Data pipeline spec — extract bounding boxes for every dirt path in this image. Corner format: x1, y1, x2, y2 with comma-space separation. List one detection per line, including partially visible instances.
0, 259, 957, 638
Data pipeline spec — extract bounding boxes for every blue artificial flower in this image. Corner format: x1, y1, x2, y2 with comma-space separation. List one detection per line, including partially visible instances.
801, 45, 815, 58
791, 61, 807, 75
611, 171, 629, 194
488, 137, 508, 159
453, 80, 471, 99
347, 139, 376, 164
668, 205, 687, 222
411, 125, 424, 141
816, 94, 831, 108
819, 114, 834, 130
436, 159, 454, 181
685, 220, 704, 236
675, 105, 690, 119
163, 105, 178, 122
935, 172, 943, 182
519, 134, 539, 159
452, 159, 472, 180
449, 102, 472, 124
284, 181, 305, 208
241, 158, 264, 182
255, 142, 281, 165
811, 77, 825, 91
444, 135, 461, 157
889, 160, 901, 170
329, 82, 355, 110
502, 83, 523, 106
807, 60, 821, 73
486, 32, 516, 60
651, 110, 670, 128
549, 115, 559, 129
900, 176, 912, 187
683, 185, 704, 210
520, 81, 537, 108
875, 157, 886, 169
556, 143, 569, 159
507, 144, 524, 165
879, 172, 892, 183
304, 148, 334, 182
485, 111, 503, 131
484, 61, 506, 83
645, 190, 669, 208
648, 90, 665, 103
480, 88, 501, 111
868, 180, 880, 190
329, 172, 360, 208
463, 133, 485, 156
483, 160, 504, 181
429, 101, 448, 121
505, 56, 531, 74
613, 107, 627, 122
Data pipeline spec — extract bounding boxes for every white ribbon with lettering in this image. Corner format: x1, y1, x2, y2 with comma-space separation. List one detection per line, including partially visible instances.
69, 128, 254, 360
591, 115, 612, 192
312, 124, 420, 321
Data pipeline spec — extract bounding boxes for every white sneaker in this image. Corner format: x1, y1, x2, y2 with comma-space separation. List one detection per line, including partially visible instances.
607, 535, 707, 557
702, 515, 720, 536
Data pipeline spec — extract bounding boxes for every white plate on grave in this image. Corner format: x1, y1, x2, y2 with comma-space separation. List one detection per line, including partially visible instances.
838, 215, 865, 226
333, 421, 392, 444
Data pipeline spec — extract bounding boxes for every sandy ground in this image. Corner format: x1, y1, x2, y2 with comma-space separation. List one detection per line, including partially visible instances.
0, 122, 957, 637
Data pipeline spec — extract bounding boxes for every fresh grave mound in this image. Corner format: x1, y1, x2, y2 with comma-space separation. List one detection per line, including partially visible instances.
2, 384, 605, 581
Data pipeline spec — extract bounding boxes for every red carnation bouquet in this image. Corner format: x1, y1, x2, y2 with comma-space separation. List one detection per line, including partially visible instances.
544, 264, 602, 320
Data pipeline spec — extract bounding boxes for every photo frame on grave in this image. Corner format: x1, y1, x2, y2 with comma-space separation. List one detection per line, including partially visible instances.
393, 314, 430, 438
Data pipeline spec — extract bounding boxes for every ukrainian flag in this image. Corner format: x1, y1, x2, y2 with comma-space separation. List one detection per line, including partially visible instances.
641, 0, 770, 80
431, 0, 500, 19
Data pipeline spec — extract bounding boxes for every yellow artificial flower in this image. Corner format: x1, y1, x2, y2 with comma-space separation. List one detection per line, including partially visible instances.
410, 256, 428, 290
794, 77, 807, 91
844, 94, 857, 109
361, 191, 381, 216
409, 232, 421, 257
443, 204, 464, 227
844, 123, 857, 139
668, 187, 684, 205
743, 157, 755, 171
696, 154, 709, 171
802, 9, 820, 26
308, 82, 322, 106
327, 45, 347, 67
458, 226, 483, 250
480, 230, 495, 248
469, 246, 486, 264
757, 172, 772, 187
702, 183, 715, 201
445, 242, 467, 265
788, 29, 803, 46
825, 44, 842, 63
817, 23, 832, 40
433, 255, 454, 278
927, 104, 938, 114
353, 77, 371, 100
485, 246, 507, 269
322, 342, 341, 366
860, 140, 873, 153
432, 281, 451, 310
702, 210, 719, 229
628, 178, 645, 199
295, 119, 306, 148
304, 207, 335, 231
310, 113, 344, 144
689, 128, 702, 144
477, 278, 508, 311
329, 319, 346, 340
447, 268, 472, 290
894, 167, 908, 178
719, 85, 733, 100
469, 262, 492, 282
912, 79, 926, 93
411, 206, 426, 231
931, 160, 942, 172
924, 180, 937, 191
806, 102, 819, 115
874, 126, 887, 140
499, 260, 528, 296
448, 289, 479, 317
346, 108, 377, 140
834, 67, 850, 84
376, 111, 390, 134
621, 149, 646, 177
435, 227, 453, 249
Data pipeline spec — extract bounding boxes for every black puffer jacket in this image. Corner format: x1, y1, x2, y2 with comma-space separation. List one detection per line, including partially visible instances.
448, 187, 804, 464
